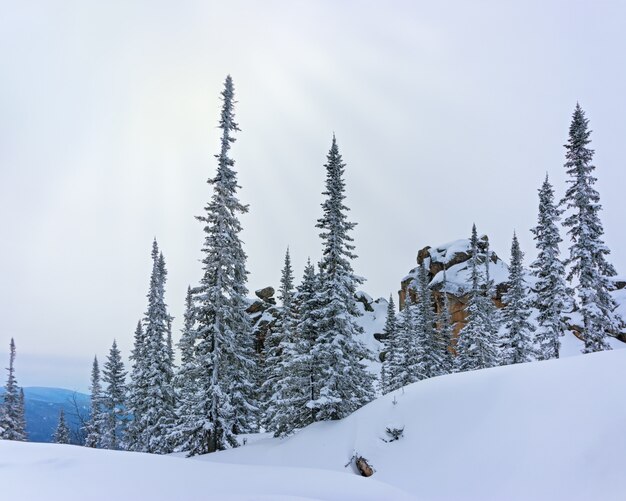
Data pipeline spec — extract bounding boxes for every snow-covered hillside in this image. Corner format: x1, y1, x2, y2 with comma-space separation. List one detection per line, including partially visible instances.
200, 349, 626, 501
5, 349, 625, 500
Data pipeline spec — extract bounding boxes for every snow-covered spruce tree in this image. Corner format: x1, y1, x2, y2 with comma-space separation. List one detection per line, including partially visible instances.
561, 104, 621, 353
531, 175, 569, 360
84, 356, 104, 448
264, 248, 304, 437
128, 240, 176, 454
0, 338, 26, 441
261, 249, 301, 436
53, 409, 70, 444
309, 136, 374, 421
179, 76, 258, 455
415, 262, 443, 379
455, 225, 500, 372
501, 233, 535, 365
101, 340, 127, 450
437, 271, 455, 375
481, 239, 502, 363
380, 294, 398, 395
124, 321, 144, 449
290, 259, 321, 428
387, 294, 415, 392
170, 287, 197, 451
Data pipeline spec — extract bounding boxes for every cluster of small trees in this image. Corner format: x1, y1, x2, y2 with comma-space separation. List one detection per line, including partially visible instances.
80, 76, 374, 454
380, 103, 621, 388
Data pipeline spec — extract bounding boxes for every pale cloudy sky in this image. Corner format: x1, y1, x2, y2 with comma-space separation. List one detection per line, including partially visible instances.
2, 0, 626, 391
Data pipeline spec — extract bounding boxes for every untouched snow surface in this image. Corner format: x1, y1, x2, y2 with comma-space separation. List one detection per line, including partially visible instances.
3, 350, 626, 500
0, 441, 416, 501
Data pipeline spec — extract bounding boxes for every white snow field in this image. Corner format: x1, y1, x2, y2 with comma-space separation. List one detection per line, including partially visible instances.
3, 347, 626, 500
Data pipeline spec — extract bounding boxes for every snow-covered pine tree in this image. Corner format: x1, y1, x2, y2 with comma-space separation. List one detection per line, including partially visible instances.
501, 233, 535, 365
455, 225, 500, 372
291, 259, 321, 428
181, 76, 258, 455
309, 135, 374, 421
531, 175, 569, 360
561, 104, 622, 353
415, 262, 443, 379
481, 239, 502, 364
84, 356, 103, 447
124, 321, 145, 450
380, 294, 398, 395
101, 340, 127, 450
130, 240, 176, 454
160, 252, 176, 377
170, 287, 197, 451
437, 271, 455, 375
263, 248, 302, 437
387, 294, 415, 392
0, 338, 26, 441
53, 409, 70, 444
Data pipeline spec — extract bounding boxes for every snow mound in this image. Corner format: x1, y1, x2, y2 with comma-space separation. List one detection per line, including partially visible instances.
202, 350, 626, 501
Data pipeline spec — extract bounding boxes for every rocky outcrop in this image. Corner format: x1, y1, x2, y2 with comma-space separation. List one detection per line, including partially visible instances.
247, 287, 279, 353
399, 235, 509, 338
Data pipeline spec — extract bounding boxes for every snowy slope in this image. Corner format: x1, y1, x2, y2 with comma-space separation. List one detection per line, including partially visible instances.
201, 349, 626, 501
3, 350, 626, 500
0, 440, 416, 501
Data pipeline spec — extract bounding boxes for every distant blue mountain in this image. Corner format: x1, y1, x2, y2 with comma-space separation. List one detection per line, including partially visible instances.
0, 387, 90, 443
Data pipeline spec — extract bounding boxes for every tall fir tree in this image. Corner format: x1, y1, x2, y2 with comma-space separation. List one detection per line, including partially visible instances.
101, 340, 127, 450
455, 225, 500, 372
380, 294, 398, 395
501, 233, 535, 365
0, 338, 26, 441
561, 104, 621, 353
178, 76, 258, 455
84, 356, 103, 448
531, 175, 569, 360
53, 409, 70, 444
127, 240, 176, 453
309, 135, 374, 420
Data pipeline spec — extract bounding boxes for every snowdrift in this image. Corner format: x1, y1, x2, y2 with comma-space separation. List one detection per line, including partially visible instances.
0, 440, 415, 501
201, 349, 626, 501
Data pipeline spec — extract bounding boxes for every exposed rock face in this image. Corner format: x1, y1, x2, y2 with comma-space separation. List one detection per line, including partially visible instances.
247, 287, 279, 353
399, 235, 509, 338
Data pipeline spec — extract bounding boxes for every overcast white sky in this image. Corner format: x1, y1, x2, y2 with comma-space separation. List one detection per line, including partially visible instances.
2, 0, 626, 391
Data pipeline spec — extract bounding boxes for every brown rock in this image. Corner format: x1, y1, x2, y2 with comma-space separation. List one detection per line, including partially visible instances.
255, 286, 275, 301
